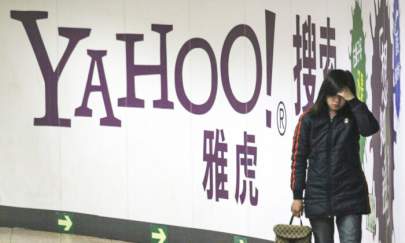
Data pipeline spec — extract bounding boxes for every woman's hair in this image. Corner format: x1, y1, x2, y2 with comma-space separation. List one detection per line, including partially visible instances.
308, 69, 357, 116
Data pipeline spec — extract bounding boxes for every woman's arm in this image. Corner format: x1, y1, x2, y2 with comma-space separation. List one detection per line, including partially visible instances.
290, 112, 311, 200
347, 97, 380, 137
338, 87, 380, 137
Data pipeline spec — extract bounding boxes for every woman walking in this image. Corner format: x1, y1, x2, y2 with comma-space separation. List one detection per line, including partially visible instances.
290, 69, 380, 243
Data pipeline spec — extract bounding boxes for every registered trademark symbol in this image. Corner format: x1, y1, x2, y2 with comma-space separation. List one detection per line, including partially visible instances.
277, 101, 286, 136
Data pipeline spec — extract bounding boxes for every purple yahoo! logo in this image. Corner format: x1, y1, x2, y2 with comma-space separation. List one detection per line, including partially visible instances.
10, 10, 276, 128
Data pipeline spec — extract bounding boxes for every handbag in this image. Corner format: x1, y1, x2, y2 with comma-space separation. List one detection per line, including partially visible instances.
273, 215, 312, 243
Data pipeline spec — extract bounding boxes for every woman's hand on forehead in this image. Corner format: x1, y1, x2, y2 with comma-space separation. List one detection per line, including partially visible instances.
337, 87, 355, 101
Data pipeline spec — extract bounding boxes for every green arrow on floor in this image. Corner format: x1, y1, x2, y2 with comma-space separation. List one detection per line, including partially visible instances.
233, 236, 248, 243
151, 225, 167, 243
58, 215, 73, 231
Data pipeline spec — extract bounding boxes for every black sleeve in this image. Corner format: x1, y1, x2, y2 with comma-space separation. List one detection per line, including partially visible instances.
290, 112, 311, 200
347, 97, 380, 137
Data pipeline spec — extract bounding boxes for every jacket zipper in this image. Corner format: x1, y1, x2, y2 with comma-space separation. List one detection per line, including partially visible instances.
327, 116, 333, 217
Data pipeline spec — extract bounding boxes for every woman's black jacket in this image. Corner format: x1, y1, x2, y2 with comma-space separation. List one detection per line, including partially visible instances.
290, 97, 380, 218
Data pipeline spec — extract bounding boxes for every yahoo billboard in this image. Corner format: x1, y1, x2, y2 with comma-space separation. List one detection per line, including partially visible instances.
11, 10, 276, 128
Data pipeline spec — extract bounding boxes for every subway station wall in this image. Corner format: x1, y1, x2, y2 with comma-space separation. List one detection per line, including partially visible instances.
0, 0, 404, 242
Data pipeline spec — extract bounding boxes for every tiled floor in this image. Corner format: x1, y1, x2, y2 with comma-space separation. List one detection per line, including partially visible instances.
0, 228, 132, 243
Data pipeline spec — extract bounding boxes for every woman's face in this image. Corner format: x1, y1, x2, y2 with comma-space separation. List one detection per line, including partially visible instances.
326, 94, 346, 111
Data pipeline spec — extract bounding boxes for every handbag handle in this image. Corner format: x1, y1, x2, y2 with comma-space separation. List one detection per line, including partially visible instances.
289, 215, 303, 226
